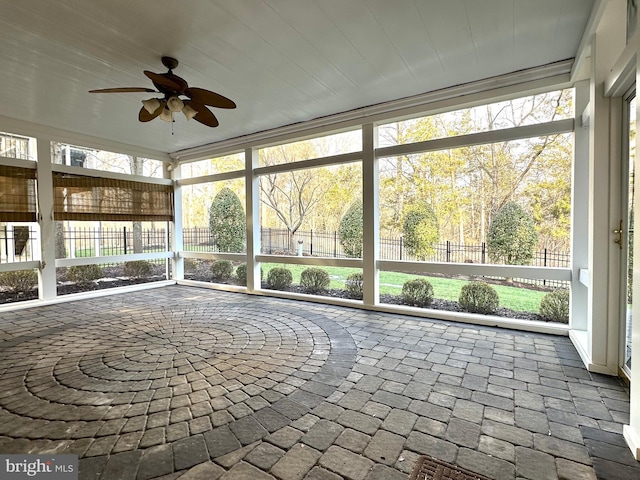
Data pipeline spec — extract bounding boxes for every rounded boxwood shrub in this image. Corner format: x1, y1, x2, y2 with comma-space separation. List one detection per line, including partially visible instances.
459, 281, 499, 314
0, 270, 38, 293
539, 289, 569, 323
235, 263, 263, 286
266, 267, 293, 290
124, 260, 153, 279
402, 278, 434, 307
211, 260, 234, 282
345, 272, 364, 299
67, 264, 103, 285
300, 267, 330, 294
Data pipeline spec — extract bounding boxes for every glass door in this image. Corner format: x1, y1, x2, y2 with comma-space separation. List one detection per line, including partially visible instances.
622, 90, 636, 379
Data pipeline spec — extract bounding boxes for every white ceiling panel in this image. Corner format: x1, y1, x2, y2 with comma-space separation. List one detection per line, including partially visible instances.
0, 0, 595, 155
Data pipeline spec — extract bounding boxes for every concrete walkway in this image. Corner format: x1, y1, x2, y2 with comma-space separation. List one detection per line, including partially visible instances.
0, 286, 637, 480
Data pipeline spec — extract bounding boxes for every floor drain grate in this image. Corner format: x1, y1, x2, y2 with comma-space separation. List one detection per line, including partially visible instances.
410, 455, 492, 480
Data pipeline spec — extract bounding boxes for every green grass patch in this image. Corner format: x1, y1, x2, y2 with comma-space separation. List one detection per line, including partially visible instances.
261, 263, 544, 313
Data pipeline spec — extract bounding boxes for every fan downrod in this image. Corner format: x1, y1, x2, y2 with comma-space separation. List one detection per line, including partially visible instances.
161, 56, 179, 71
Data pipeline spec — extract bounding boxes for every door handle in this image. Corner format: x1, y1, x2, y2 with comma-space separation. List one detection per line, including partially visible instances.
613, 220, 623, 250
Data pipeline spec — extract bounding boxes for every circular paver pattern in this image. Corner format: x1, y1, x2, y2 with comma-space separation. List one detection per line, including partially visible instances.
0, 287, 356, 458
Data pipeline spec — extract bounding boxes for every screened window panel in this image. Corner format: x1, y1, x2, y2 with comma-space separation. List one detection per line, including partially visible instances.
53, 173, 173, 221
0, 165, 37, 222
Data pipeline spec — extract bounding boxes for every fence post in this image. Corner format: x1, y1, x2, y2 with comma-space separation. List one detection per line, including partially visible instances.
482, 242, 486, 264
334, 231, 337, 257
543, 248, 548, 286
399, 235, 403, 260
123, 226, 127, 255
3, 225, 8, 262
446, 240, 451, 262
310, 229, 313, 256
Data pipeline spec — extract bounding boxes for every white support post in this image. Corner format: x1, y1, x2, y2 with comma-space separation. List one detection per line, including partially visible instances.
171, 163, 184, 281
362, 123, 379, 305
36, 136, 57, 301
6, 223, 15, 262
246, 147, 261, 292
571, 80, 589, 335
94, 222, 101, 257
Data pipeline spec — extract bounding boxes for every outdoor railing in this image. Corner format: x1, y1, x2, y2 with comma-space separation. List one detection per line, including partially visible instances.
0, 225, 39, 263
4, 225, 569, 289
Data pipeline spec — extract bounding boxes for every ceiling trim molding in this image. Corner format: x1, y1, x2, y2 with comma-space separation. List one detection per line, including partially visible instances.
171, 60, 574, 163
571, 0, 607, 82
0, 114, 172, 162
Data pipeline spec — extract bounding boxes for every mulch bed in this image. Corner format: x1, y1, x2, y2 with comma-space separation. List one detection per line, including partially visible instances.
2, 264, 550, 323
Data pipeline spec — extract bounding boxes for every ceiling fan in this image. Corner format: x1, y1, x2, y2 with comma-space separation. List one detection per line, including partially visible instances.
89, 56, 236, 127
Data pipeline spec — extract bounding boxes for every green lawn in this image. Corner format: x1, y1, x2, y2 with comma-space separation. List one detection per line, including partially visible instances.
261, 263, 545, 313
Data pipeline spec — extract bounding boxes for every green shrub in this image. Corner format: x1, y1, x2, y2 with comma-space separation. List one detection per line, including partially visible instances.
236, 263, 247, 284
487, 201, 538, 265
211, 260, 234, 282
402, 202, 439, 260
338, 201, 363, 258
300, 267, 330, 294
345, 272, 364, 299
209, 187, 246, 252
402, 278, 434, 307
266, 267, 293, 290
459, 282, 499, 314
0, 270, 38, 293
183, 258, 199, 272
67, 264, 103, 285
235, 263, 263, 286
539, 289, 570, 323
123, 260, 153, 278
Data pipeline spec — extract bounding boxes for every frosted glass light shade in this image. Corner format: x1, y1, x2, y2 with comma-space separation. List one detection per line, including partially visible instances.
159, 107, 173, 122
182, 103, 198, 120
167, 96, 184, 113
142, 98, 161, 114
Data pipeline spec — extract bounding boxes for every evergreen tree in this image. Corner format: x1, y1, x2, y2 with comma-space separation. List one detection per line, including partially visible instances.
402, 202, 439, 260
487, 201, 537, 265
208, 187, 246, 252
338, 201, 363, 258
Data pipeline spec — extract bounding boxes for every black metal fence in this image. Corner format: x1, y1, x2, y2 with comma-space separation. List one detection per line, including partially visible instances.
0, 225, 39, 263
3, 224, 567, 288
62, 227, 170, 258
182, 226, 569, 266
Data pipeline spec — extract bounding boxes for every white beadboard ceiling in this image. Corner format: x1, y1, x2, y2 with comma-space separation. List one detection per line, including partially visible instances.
0, 0, 595, 156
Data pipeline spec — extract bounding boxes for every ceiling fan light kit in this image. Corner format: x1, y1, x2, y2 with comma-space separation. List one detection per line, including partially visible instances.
142, 98, 161, 114
89, 56, 236, 128
166, 96, 184, 113
159, 107, 173, 123
182, 103, 198, 121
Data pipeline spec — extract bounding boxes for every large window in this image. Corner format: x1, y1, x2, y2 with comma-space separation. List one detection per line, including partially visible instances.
52, 143, 165, 178
378, 133, 573, 263
181, 153, 244, 179
378, 89, 573, 147
0, 132, 34, 160
259, 163, 362, 256
259, 130, 361, 167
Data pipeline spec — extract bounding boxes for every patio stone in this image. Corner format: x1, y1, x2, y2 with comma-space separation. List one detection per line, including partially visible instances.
0, 286, 631, 480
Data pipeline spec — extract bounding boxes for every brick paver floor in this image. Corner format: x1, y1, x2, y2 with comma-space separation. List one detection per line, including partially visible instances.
0, 285, 637, 479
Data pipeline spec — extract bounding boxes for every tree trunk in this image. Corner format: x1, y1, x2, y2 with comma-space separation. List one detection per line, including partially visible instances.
130, 156, 144, 253
55, 221, 66, 259
133, 223, 143, 254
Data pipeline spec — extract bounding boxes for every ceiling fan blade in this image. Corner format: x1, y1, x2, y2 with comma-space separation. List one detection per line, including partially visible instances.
191, 104, 219, 127
186, 87, 236, 109
89, 87, 156, 93
144, 71, 186, 93
138, 105, 163, 122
